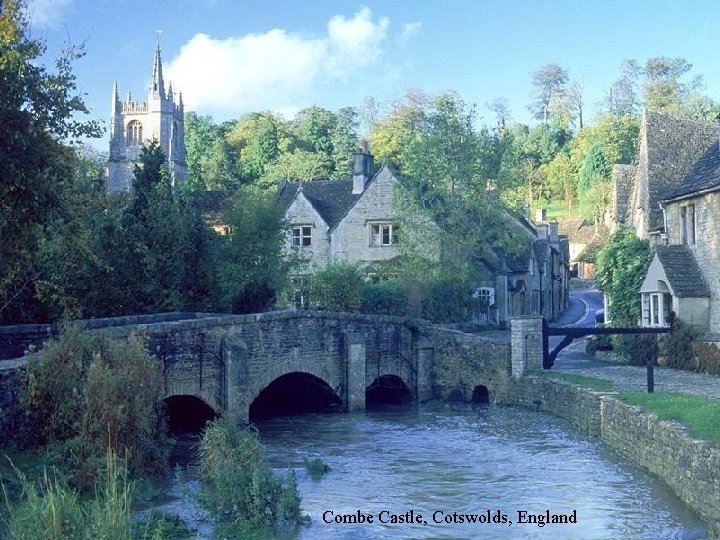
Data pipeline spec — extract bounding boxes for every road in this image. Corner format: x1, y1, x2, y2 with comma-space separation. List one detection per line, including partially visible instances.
551, 288, 608, 370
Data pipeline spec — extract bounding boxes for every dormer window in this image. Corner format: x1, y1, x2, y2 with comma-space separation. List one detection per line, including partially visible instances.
292, 226, 312, 247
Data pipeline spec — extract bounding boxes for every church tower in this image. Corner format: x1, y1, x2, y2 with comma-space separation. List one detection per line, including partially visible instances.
108, 42, 187, 192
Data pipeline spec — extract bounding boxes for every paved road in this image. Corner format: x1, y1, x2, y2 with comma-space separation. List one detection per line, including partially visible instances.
552, 289, 720, 399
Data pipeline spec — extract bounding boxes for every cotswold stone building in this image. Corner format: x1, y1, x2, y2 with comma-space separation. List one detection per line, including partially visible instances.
108, 43, 187, 192
277, 147, 569, 325
612, 109, 720, 333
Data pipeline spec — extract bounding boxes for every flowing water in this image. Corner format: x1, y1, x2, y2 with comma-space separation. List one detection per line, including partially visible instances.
155, 402, 707, 539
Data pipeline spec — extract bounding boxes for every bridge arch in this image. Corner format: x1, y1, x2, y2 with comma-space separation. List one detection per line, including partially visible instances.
164, 394, 218, 433
249, 371, 342, 420
366, 374, 412, 406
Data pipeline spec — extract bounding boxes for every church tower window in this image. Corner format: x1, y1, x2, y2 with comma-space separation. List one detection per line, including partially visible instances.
126, 120, 143, 146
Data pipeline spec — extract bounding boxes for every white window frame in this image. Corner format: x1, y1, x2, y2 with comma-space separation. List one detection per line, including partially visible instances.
291, 225, 312, 247
369, 221, 398, 247
642, 292, 672, 327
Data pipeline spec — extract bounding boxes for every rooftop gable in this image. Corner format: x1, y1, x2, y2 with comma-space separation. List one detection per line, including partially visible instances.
644, 245, 710, 298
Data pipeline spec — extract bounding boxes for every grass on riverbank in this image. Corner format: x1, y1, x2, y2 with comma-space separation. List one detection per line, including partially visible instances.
540, 372, 615, 392
617, 392, 720, 446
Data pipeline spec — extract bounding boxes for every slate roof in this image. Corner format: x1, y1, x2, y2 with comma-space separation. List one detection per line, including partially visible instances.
654, 245, 710, 298
666, 141, 720, 201
558, 218, 595, 244
276, 178, 361, 229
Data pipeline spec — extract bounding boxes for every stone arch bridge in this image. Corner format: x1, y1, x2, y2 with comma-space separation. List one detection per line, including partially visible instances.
0, 312, 539, 428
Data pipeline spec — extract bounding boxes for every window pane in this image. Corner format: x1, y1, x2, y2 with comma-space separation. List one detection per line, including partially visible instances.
382, 225, 391, 245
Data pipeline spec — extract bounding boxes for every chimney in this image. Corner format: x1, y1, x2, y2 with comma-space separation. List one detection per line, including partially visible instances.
549, 220, 558, 242
535, 208, 547, 223
537, 223, 548, 240
352, 140, 374, 194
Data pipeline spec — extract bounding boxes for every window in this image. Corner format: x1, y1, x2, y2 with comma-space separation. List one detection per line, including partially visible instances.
292, 226, 312, 247
369, 222, 399, 247
126, 120, 143, 146
642, 292, 673, 327
680, 204, 695, 245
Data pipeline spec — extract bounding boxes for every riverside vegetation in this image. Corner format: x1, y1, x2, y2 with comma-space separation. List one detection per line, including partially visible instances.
0, 326, 307, 539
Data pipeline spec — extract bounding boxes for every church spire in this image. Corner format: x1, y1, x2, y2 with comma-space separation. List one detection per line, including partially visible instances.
150, 37, 165, 99
111, 81, 119, 114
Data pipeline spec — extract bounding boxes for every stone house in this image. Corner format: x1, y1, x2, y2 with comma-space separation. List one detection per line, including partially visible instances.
639, 142, 720, 332
277, 147, 569, 324
557, 218, 607, 279
610, 109, 720, 332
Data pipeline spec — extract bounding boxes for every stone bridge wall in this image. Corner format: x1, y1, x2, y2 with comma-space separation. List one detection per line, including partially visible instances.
0, 311, 516, 437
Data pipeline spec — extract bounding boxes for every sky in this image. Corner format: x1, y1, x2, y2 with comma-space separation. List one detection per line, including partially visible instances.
23, 0, 720, 149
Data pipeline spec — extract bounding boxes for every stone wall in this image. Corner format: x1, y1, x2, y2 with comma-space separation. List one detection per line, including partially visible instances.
425, 327, 511, 401
501, 376, 720, 536
664, 192, 720, 333
331, 166, 401, 262
285, 191, 332, 271
0, 312, 217, 360
609, 164, 636, 233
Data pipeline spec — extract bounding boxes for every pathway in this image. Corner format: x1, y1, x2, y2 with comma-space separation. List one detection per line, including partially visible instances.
552, 290, 720, 400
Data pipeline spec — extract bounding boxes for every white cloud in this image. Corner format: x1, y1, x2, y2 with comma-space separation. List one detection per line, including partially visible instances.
26, 0, 73, 29
401, 22, 422, 41
165, 7, 392, 116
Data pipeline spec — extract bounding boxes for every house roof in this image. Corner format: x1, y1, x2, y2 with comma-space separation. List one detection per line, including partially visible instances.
666, 141, 720, 201
654, 245, 710, 298
557, 218, 595, 245
276, 178, 362, 229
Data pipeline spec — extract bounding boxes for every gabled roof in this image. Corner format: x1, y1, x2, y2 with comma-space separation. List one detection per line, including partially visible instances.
276, 178, 361, 229
666, 141, 720, 201
654, 245, 710, 298
558, 218, 595, 244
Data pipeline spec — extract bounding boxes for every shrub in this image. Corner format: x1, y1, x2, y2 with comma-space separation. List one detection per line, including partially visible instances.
361, 280, 407, 316
612, 334, 659, 366
311, 261, 365, 312
586, 334, 612, 356
304, 457, 330, 480
198, 419, 305, 537
21, 326, 169, 489
693, 342, 720, 375
661, 319, 701, 371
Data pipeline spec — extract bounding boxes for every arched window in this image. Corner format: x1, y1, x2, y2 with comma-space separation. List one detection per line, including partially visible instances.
126, 120, 143, 146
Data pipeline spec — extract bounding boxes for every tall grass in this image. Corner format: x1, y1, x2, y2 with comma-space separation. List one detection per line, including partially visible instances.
1, 451, 179, 540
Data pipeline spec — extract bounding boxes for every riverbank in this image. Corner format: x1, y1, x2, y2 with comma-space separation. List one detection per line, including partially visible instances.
495, 374, 720, 537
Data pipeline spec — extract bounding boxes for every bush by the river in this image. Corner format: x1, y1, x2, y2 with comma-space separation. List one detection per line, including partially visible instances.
20, 325, 169, 491
198, 419, 305, 537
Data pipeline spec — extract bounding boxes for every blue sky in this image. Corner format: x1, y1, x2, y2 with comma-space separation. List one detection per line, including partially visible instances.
26, 0, 720, 147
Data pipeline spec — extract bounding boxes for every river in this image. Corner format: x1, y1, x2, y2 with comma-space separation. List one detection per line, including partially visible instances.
156, 402, 707, 539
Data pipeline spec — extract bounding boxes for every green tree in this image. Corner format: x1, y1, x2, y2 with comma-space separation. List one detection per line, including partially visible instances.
577, 143, 611, 194
216, 190, 295, 313
529, 63, 569, 125
226, 111, 287, 184
184, 112, 240, 191
0, 0, 101, 322
595, 229, 650, 326
311, 261, 365, 312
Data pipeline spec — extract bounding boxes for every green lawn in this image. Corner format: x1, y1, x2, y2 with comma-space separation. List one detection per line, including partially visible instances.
618, 392, 720, 446
540, 371, 615, 392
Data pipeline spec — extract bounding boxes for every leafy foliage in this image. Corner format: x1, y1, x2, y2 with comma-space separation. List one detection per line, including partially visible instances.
661, 319, 702, 371
198, 419, 305, 537
216, 190, 296, 313
310, 261, 365, 313
0, 0, 101, 322
595, 229, 650, 326
22, 326, 169, 488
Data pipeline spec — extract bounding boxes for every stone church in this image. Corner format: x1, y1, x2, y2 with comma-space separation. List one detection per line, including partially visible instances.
107, 43, 187, 192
